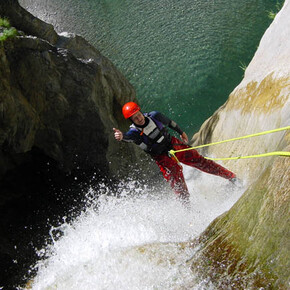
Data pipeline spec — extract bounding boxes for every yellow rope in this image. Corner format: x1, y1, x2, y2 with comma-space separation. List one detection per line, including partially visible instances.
205, 151, 290, 161
169, 126, 290, 162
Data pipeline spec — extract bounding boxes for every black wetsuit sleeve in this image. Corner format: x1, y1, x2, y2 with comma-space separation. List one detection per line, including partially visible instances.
122, 129, 140, 143
151, 111, 184, 135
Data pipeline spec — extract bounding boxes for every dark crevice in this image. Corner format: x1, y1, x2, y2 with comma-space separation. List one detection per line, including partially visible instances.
0, 146, 110, 288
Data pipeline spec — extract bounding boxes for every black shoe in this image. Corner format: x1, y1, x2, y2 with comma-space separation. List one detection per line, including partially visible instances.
229, 177, 243, 188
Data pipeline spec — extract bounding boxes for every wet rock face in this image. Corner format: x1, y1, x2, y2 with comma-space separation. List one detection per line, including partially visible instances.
190, 141, 290, 288
2, 38, 105, 172
0, 1, 137, 188
188, 0, 290, 288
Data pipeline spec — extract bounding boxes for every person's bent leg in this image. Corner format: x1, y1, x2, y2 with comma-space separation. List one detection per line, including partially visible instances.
169, 162, 190, 202
178, 149, 236, 179
153, 154, 190, 201
171, 136, 236, 180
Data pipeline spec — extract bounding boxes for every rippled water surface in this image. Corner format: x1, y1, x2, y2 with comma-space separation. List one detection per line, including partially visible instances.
20, 0, 276, 132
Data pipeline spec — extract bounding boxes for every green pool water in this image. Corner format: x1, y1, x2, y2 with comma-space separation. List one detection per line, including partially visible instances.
20, 0, 277, 133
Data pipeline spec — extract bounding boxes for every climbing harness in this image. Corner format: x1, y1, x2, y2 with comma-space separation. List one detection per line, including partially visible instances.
169, 126, 290, 162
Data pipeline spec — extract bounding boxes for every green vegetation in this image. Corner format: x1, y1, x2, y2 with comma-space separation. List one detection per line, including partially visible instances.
268, 1, 285, 20
0, 17, 10, 28
0, 17, 18, 42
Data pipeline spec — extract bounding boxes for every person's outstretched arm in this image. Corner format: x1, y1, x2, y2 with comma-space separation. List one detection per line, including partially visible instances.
113, 128, 139, 143
150, 111, 189, 144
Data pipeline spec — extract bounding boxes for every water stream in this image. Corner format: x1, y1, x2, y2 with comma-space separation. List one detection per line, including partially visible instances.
27, 168, 245, 289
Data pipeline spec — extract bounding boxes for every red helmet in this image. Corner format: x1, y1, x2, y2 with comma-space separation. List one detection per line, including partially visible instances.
122, 102, 141, 119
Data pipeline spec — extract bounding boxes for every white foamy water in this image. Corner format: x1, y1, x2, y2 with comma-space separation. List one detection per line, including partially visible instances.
26, 166, 245, 289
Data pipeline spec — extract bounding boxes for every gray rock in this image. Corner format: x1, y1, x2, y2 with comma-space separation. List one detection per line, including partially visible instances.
0, 0, 58, 44
0, 1, 155, 196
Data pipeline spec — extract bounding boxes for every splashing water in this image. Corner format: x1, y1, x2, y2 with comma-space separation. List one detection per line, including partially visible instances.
26, 166, 245, 289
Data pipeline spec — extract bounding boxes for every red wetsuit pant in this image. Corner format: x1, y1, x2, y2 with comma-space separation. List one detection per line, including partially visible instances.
152, 136, 236, 199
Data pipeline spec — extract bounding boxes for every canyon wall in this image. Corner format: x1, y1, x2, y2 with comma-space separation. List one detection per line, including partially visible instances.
189, 1, 290, 288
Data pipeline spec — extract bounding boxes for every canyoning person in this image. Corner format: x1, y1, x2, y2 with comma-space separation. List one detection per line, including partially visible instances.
113, 102, 238, 202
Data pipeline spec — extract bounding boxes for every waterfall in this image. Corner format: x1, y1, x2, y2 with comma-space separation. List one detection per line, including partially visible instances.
27, 167, 245, 289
